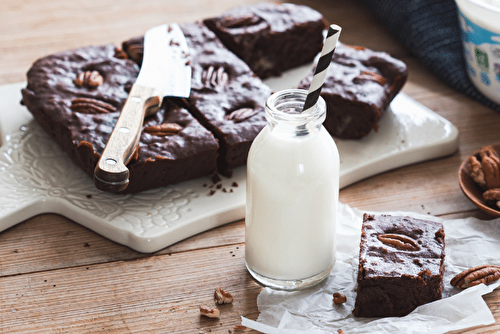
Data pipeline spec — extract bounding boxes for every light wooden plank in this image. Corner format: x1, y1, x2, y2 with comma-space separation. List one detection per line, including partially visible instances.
0, 244, 261, 333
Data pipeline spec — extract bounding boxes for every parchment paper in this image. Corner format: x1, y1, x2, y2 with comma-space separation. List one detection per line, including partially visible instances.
242, 203, 500, 334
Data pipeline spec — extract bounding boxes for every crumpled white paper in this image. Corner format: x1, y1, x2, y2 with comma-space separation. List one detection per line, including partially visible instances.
242, 202, 500, 334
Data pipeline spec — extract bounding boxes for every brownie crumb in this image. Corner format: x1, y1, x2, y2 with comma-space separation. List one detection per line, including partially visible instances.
232, 182, 238, 187
211, 174, 222, 184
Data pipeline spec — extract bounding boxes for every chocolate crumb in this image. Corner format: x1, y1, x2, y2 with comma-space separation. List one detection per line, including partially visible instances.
230, 189, 233, 193
209, 190, 216, 196
222, 188, 227, 192
232, 182, 238, 187
211, 173, 222, 184
216, 183, 222, 189
86, 194, 92, 199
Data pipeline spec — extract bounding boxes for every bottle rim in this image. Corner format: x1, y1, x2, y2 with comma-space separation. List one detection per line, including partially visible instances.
265, 89, 326, 125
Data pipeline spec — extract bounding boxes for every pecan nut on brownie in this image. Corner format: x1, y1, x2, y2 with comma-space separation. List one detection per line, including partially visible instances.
203, 2, 327, 79
123, 22, 272, 174
353, 214, 445, 318
21, 44, 219, 193
299, 43, 408, 139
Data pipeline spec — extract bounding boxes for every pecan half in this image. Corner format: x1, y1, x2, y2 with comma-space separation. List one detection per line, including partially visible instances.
202, 66, 229, 89
479, 145, 500, 165
199, 306, 220, 319
127, 43, 144, 64
144, 123, 182, 136
353, 71, 387, 86
225, 107, 258, 123
70, 97, 116, 114
469, 155, 486, 187
333, 292, 347, 305
74, 70, 104, 88
114, 48, 128, 60
220, 14, 262, 28
233, 325, 248, 331
377, 233, 420, 251
450, 264, 500, 289
468, 146, 500, 190
482, 155, 500, 189
483, 188, 500, 209
214, 286, 233, 304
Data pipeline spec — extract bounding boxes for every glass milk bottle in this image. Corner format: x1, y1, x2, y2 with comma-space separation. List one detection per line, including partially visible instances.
245, 89, 340, 290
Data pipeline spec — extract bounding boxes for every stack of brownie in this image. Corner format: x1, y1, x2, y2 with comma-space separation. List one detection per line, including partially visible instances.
20, 2, 407, 194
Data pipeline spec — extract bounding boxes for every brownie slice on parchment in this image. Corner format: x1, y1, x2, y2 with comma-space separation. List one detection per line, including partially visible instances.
353, 213, 445, 318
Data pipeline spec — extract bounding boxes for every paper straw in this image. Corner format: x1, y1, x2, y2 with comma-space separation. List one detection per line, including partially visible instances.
302, 24, 342, 113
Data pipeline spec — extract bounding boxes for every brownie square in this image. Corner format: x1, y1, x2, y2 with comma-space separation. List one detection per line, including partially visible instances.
203, 2, 326, 79
21, 44, 219, 194
299, 43, 407, 139
122, 23, 272, 174
353, 213, 445, 318
178, 22, 272, 173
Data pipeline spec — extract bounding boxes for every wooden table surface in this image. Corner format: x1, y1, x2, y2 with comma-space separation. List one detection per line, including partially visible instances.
1, 0, 500, 332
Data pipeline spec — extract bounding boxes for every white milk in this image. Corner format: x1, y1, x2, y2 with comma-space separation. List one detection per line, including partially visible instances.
245, 89, 339, 290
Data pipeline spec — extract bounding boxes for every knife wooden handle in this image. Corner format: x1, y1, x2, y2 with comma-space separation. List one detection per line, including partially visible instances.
94, 84, 162, 193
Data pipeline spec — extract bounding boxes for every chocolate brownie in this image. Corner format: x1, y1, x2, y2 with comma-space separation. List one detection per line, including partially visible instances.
203, 2, 326, 79
299, 43, 408, 139
21, 44, 219, 193
124, 23, 273, 174
353, 213, 445, 318
179, 22, 271, 173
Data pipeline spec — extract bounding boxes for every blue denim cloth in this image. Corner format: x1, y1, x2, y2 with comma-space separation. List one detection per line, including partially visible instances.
360, 0, 500, 111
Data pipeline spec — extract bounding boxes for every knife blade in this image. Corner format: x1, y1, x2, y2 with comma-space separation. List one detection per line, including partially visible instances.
93, 23, 191, 193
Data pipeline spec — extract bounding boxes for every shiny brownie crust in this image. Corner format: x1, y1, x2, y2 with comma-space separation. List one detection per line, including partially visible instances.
353, 213, 445, 318
122, 22, 272, 173
203, 2, 326, 79
21, 44, 219, 193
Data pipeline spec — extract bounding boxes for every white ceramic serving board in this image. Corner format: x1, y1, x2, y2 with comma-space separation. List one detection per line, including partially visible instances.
0, 77, 458, 253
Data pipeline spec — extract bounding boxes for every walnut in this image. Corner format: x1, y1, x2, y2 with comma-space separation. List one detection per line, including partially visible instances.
450, 264, 500, 289
74, 70, 104, 88
199, 306, 220, 318
202, 66, 229, 89
214, 286, 233, 304
70, 97, 116, 114
377, 233, 420, 251
225, 107, 258, 123
333, 292, 347, 305
143, 123, 182, 136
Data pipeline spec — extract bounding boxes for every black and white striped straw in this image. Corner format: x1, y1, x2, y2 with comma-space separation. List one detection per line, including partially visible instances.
302, 24, 342, 113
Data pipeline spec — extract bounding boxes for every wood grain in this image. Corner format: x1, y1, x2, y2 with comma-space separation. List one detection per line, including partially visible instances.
1, 0, 500, 333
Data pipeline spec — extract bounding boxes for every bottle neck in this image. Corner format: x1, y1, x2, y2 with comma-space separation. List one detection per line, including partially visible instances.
265, 89, 326, 137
